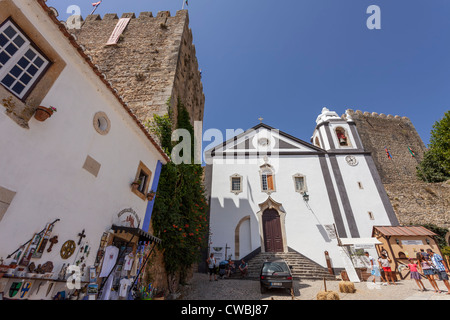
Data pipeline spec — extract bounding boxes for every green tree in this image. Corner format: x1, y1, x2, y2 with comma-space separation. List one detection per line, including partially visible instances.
147, 99, 208, 292
417, 111, 450, 182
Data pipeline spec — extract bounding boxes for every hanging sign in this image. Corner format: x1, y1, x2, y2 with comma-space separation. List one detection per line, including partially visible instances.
324, 224, 338, 240
106, 18, 131, 45
116, 208, 141, 228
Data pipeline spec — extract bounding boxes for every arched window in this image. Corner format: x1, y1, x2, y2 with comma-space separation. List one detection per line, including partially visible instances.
335, 127, 350, 146
260, 165, 275, 193
314, 136, 321, 148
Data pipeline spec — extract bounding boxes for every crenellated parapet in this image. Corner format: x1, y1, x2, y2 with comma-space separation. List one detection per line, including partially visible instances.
68, 9, 205, 127
343, 109, 427, 184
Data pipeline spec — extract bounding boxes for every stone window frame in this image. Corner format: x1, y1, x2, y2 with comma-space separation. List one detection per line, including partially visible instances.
0, 19, 50, 100
93, 111, 111, 135
292, 173, 308, 194
259, 163, 276, 195
0, 0, 66, 128
131, 161, 152, 201
230, 173, 243, 195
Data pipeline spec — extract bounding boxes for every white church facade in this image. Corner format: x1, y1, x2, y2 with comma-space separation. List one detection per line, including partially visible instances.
204, 108, 399, 272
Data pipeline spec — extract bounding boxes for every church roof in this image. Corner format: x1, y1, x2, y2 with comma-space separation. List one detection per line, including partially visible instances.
206, 122, 325, 155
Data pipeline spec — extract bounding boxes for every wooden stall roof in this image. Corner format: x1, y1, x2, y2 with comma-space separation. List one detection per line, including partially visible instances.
373, 226, 437, 237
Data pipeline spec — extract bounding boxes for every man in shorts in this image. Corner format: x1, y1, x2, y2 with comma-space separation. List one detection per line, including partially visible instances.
427, 249, 450, 294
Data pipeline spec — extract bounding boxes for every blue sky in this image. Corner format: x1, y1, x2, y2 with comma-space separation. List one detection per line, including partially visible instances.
49, 0, 450, 147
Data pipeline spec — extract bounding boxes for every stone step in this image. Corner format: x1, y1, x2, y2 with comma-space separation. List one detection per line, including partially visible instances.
244, 250, 336, 281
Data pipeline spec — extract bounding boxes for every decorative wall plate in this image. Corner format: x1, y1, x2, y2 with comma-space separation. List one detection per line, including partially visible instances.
60, 240, 76, 259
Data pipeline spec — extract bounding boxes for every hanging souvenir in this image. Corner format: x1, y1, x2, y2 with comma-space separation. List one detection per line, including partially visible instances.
60, 240, 76, 259
32, 223, 55, 259
8, 281, 22, 299
19, 281, 32, 299
18, 233, 41, 266
47, 236, 59, 252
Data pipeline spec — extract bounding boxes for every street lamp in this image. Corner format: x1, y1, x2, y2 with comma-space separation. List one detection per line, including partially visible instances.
302, 192, 309, 203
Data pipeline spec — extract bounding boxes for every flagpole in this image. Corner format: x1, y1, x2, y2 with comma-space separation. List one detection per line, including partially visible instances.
81, 1, 102, 29
182, 0, 185, 10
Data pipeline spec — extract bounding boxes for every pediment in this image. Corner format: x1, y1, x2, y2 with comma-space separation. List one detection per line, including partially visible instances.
208, 123, 324, 156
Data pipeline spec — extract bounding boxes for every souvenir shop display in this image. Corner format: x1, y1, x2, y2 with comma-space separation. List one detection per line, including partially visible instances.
6, 219, 60, 264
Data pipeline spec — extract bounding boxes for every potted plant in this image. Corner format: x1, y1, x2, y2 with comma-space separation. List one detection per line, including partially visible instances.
131, 179, 142, 191
34, 106, 57, 122
146, 190, 156, 201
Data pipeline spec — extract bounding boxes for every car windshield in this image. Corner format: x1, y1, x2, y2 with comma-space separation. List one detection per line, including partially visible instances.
262, 262, 290, 273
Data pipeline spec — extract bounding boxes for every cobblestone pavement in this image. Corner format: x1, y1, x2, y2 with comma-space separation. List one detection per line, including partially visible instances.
180, 272, 450, 300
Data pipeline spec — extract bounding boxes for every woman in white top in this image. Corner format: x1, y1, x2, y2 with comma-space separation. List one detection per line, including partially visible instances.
206, 253, 218, 282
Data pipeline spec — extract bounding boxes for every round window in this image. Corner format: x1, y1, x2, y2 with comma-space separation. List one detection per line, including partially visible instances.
93, 112, 111, 135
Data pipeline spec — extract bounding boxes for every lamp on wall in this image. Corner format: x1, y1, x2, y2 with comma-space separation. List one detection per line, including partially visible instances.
302, 192, 309, 203
426, 238, 430, 245
395, 239, 400, 245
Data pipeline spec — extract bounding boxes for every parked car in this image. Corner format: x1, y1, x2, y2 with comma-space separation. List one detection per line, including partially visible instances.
259, 259, 293, 294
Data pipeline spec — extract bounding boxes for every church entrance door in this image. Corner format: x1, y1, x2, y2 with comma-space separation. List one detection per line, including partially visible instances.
262, 209, 283, 252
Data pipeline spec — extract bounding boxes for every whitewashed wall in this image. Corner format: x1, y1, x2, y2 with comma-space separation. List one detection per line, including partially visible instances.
0, 0, 165, 284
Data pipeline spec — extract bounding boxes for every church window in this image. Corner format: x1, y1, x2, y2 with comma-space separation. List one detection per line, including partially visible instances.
335, 127, 350, 147
293, 174, 307, 194
0, 20, 50, 99
230, 174, 243, 195
357, 182, 363, 189
368, 211, 374, 220
260, 166, 275, 192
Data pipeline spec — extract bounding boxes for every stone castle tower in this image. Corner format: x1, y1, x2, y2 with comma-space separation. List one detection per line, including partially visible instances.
64, 9, 205, 292
68, 10, 204, 127
344, 110, 449, 230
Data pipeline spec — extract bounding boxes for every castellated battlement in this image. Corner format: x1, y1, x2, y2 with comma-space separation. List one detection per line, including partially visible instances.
70, 9, 205, 128
343, 108, 426, 184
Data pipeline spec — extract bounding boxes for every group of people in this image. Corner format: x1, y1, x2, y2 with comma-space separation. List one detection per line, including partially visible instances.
206, 253, 249, 281
365, 248, 450, 294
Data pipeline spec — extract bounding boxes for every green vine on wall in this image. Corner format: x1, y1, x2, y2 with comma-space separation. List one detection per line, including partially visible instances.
146, 99, 208, 289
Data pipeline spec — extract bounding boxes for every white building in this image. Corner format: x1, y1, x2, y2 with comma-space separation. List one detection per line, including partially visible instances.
204, 108, 399, 274
0, 0, 168, 299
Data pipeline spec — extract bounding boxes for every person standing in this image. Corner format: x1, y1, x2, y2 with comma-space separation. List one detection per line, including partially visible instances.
365, 252, 386, 285
417, 252, 441, 293
207, 253, 218, 282
407, 258, 427, 292
378, 254, 396, 285
427, 249, 450, 295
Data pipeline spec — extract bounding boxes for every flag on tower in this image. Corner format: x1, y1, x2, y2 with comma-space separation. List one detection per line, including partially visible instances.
408, 146, 416, 158
92, 1, 102, 6
385, 146, 393, 159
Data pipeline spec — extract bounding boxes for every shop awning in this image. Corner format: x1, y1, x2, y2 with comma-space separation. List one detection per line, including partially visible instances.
111, 225, 162, 244
373, 226, 437, 237
339, 237, 382, 246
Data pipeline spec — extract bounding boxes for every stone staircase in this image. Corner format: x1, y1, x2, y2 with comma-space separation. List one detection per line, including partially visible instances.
243, 251, 336, 281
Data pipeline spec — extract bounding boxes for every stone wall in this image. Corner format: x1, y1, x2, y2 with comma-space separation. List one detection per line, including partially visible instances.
70, 10, 204, 127
345, 109, 449, 231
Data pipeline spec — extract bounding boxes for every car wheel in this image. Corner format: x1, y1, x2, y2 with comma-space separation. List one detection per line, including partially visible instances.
260, 285, 267, 294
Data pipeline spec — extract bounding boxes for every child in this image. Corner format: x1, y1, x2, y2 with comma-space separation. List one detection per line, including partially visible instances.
407, 258, 426, 292
417, 253, 441, 293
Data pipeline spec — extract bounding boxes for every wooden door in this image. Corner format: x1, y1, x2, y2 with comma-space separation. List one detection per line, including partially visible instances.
262, 209, 283, 252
